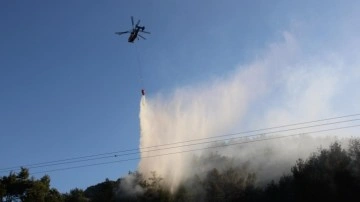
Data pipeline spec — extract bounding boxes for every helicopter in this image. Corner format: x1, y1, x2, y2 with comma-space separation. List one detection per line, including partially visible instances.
115, 16, 150, 43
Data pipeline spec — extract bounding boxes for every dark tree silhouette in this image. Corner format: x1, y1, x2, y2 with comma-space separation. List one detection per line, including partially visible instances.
3, 139, 360, 202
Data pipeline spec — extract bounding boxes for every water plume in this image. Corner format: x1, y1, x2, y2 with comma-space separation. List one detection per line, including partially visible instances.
137, 30, 360, 192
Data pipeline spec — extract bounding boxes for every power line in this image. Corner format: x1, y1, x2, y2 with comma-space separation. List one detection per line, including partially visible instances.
2, 118, 360, 173
2, 117, 359, 172
30, 124, 360, 175
11, 121, 360, 174
34, 116, 360, 171
1, 113, 360, 172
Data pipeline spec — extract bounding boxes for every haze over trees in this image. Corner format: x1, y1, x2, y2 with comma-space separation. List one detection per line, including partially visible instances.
1, 139, 360, 201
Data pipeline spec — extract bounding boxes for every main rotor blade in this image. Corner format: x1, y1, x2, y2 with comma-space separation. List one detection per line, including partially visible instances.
131, 16, 134, 28
138, 34, 146, 40
141, 30, 151, 34
136, 19, 140, 27
115, 31, 130, 35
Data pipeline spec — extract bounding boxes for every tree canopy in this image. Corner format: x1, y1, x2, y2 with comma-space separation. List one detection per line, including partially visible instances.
2, 139, 360, 202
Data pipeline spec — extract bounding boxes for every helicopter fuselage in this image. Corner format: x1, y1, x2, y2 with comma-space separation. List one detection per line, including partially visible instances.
128, 31, 137, 43
128, 26, 145, 42
116, 17, 149, 43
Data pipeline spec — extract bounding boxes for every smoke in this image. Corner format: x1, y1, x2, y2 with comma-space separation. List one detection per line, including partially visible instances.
117, 173, 145, 198
137, 29, 360, 192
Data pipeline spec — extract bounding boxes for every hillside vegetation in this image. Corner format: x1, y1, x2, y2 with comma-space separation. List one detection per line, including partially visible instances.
1, 139, 360, 202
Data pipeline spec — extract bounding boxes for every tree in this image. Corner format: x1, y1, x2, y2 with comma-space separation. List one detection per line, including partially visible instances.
0, 167, 63, 202
349, 138, 360, 177
45, 188, 64, 202
290, 142, 354, 201
63, 188, 88, 202
23, 175, 51, 202
172, 184, 190, 202
1, 167, 32, 201
84, 178, 116, 202
202, 167, 257, 202
203, 168, 224, 202
141, 172, 171, 202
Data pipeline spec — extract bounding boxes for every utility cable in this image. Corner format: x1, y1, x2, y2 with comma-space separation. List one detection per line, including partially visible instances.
30, 123, 360, 175
2, 117, 360, 173
26, 116, 360, 172
1, 113, 360, 172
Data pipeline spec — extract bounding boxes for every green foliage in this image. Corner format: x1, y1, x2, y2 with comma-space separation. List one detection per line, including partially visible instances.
290, 142, 355, 201
3, 139, 360, 202
200, 167, 257, 202
45, 188, 64, 202
263, 140, 360, 202
0, 167, 64, 202
63, 188, 88, 202
24, 178, 50, 202
136, 171, 171, 202
349, 138, 360, 176
84, 178, 117, 202
172, 184, 190, 202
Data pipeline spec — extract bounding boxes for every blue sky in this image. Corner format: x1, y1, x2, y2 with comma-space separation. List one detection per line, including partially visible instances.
1, 0, 359, 193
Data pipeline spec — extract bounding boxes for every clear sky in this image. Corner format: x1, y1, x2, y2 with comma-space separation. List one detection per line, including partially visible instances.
1, 0, 359, 193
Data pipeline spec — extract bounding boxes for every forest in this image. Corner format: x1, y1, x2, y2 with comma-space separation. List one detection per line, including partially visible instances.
1, 138, 360, 202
